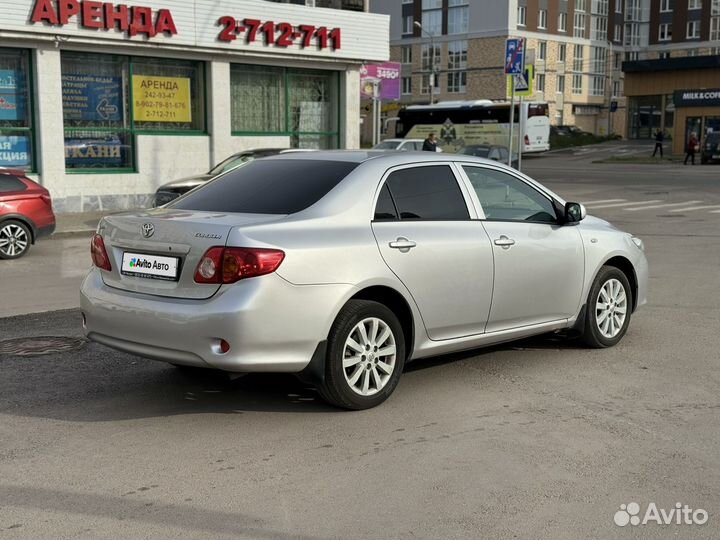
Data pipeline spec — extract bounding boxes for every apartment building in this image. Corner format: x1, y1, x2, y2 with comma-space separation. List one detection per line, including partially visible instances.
370, 0, 626, 137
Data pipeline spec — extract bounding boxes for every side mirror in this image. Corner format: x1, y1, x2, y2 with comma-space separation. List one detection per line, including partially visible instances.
565, 202, 586, 223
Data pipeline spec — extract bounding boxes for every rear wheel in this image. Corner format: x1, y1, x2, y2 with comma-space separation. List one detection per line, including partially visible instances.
319, 300, 405, 410
581, 266, 633, 348
0, 220, 31, 260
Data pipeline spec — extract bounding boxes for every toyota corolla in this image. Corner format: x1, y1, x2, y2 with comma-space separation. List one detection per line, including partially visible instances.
80, 152, 648, 409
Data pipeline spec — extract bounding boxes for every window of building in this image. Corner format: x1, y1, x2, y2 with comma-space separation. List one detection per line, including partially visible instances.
614, 52, 621, 68
659, 23, 672, 41
711, 16, 720, 40
687, 48, 699, 56
592, 0, 609, 15
448, 2, 469, 34
687, 20, 700, 38
61, 52, 206, 172
537, 73, 546, 92
558, 12, 568, 31
613, 80, 622, 97
573, 44, 584, 71
659, 51, 671, 59
401, 46, 412, 64
572, 73, 583, 94
538, 41, 547, 60
0, 48, 34, 171
518, 5, 526, 26
624, 22, 640, 45
713, 0, 720, 15
421, 74, 440, 94
538, 9, 548, 29
591, 15, 608, 40
591, 75, 605, 96
615, 0, 622, 13
625, 51, 639, 61
688, 0, 702, 9
559, 43, 567, 62
402, 15, 414, 35
591, 46, 607, 74
422, 0, 442, 36
402, 76, 412, 95
421, 43, 441, 72
385, 165, 469, 221
231, 65, 339, 149
660, 0, 671, 11
402, 0, 414, 3
574, 12, 587, 37
556, 75, 565, 94
613, 23, 621, 42
576, 0, 586, 11
447, 40, 467, 93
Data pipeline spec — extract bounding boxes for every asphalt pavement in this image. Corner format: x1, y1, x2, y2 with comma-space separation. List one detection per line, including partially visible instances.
1, 146, 719, 539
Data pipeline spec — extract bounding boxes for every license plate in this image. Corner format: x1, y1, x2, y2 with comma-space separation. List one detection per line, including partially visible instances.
121, 252, 179, 281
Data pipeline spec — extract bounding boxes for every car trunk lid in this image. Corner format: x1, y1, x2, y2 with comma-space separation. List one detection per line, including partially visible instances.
98, 208, 282, 299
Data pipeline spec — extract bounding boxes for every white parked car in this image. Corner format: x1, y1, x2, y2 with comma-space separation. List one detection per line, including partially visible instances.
372, 139, 442, 152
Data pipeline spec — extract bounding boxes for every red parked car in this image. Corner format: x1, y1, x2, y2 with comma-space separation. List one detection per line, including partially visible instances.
0, 169, 55, 259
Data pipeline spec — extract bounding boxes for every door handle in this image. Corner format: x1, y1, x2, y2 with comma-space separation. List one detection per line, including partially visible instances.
388, 237, 417, 252
493, 235, 516, 249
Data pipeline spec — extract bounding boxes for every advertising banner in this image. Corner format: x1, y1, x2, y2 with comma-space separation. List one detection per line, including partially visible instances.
132, 75, 192, 123
406, 122, 518, 153
0, 70, 27, 122
0, 135, 31, 168
360, 63, 401, 101
61, 74, 123, 122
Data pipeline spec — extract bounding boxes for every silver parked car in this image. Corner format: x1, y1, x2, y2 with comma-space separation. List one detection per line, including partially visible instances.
81, 152, 648, 409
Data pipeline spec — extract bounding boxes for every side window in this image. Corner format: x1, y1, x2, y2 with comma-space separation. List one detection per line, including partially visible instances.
0, 176, 27, 193
462, 166, 557, 223
374, 183, 398, 220
499, 148, 509, 161
413, 142, 422, 151
385, 165, 469, 220
488, 148, 501, 161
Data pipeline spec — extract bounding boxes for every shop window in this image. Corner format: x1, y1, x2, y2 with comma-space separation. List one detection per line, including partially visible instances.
0, 48, 34, 171
61, 52, 206, 172
230, 65, 340, 150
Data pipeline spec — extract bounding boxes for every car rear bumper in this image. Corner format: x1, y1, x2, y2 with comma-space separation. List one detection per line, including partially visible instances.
80, 269, 354, 372
36, 223, 56, 239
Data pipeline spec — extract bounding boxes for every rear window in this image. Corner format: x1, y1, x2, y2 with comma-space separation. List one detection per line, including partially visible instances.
0, 175, 27, 193
170, 159, 358, 214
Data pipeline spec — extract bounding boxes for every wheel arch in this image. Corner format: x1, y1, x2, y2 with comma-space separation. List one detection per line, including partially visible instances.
0, 214, 37, 244
598, 255, 639, 312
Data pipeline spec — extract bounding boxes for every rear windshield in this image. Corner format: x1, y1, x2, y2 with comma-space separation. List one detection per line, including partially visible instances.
170, 159, 358, 214
374, 141, 401, 150
0, 175, 27, 193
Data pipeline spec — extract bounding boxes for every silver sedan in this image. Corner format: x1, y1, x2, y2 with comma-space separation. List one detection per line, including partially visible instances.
80, 152, 648, 409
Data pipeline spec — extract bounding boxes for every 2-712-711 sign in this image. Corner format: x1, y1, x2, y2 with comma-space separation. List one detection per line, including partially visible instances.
218, 17, 341, 50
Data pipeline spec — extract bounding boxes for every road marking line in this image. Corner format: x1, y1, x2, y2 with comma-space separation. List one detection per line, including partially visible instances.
669, 205, 720, 212
624, 200, 702, 211
581, 199, 626, 205
710, 209, 720, 213
588, 200, 662, 209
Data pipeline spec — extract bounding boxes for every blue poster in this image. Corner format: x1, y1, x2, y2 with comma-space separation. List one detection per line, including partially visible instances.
62, 75, 122, 122
0, 70, 27, 122
64, 134, 128, 168
0, 135, 31, 168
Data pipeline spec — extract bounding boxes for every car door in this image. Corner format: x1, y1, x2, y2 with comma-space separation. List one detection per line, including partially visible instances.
458, 164, 585, 333
372, 164, 495, 340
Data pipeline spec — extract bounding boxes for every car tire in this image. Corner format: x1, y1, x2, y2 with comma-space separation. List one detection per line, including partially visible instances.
319, 300, 406, 410
581, 266, 633, 349
0, 220, 32, 260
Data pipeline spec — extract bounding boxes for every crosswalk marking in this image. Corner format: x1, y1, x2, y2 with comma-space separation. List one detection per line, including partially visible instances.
581, 199, 626, 205
588, 200, 662, 209
624, 200, 702, 211
669, 205, 720, 213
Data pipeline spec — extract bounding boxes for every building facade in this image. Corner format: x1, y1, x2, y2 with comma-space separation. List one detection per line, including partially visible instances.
0, 0, 388, 212
369, 0, 720, 144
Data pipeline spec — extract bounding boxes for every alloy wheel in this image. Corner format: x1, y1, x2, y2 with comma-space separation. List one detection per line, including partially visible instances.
0, 223, 29, 258
342, 317, 396, 397
595, 278, 628, 339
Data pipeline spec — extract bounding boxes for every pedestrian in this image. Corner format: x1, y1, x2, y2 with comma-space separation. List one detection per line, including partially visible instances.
652, 129, 664, 158
422, 132, 438, 152
684, 132, 698, 165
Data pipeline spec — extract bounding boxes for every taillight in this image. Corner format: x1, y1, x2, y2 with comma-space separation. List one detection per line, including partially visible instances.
91, 234, 112, 271
194, 247, 285, 284
524, 135, 530, 145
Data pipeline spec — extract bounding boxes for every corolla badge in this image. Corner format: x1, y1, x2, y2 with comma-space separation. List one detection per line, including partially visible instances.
141, 223, 155, 238
194, 232, 222, 239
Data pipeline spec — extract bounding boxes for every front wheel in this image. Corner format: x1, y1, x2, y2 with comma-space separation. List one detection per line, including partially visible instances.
581, 266, 633, 348
319, 300, 406, 410
0, 220, 32, 260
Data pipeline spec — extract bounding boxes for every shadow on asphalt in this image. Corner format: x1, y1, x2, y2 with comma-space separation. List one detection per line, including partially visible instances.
0, 327, 585, 422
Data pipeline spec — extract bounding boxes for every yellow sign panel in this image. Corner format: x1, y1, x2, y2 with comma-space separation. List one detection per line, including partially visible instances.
407, 123, 520, 153
507, 64, 534, 98
132, 75, 191, 123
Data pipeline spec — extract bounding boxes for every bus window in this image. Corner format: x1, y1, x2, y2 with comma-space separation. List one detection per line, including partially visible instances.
528, 104, 549, 118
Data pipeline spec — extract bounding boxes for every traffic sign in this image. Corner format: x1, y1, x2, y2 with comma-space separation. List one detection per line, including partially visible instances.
610, 100, 618, 112
505, 38, 525, 75
507, 64, 534, 97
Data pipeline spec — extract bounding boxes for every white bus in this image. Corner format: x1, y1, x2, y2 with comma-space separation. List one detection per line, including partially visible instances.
393, 100, 550, 154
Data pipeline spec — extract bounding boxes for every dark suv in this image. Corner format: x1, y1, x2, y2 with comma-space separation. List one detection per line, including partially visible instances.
701, 132, 720, 164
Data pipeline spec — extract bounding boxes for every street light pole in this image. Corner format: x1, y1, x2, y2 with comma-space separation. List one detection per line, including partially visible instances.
414, 21, 436, 105
606, 39, 614, 137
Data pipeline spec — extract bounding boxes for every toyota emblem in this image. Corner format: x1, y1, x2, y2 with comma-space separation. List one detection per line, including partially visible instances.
141, 223, 155, 238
